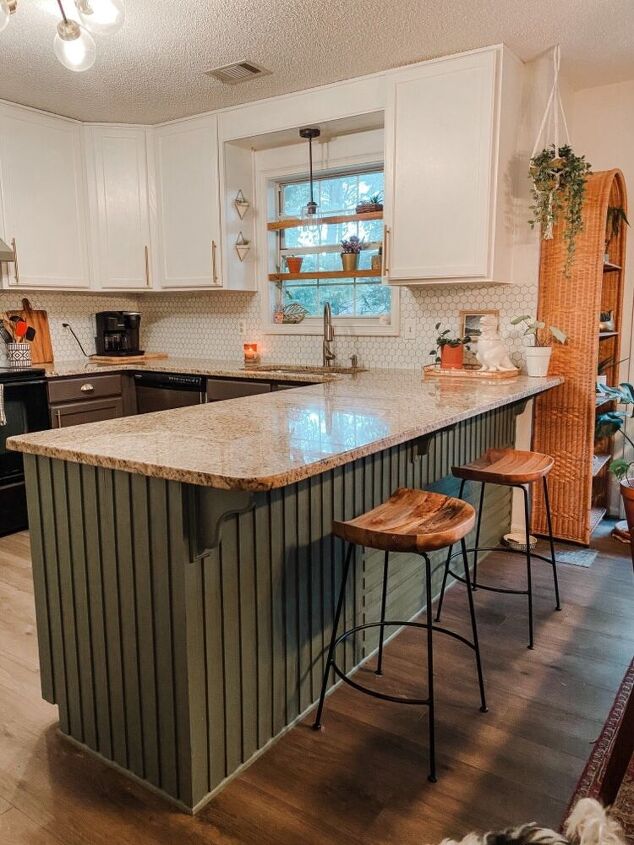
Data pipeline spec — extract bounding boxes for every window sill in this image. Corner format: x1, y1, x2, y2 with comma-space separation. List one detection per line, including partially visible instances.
264, 319, 399, 337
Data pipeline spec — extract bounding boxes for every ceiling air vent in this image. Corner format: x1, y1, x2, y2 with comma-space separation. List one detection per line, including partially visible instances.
205, 61, 271, 85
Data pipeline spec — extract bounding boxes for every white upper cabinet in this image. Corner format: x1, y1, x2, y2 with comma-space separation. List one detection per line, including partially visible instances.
152, 115, 223, 289
384, 47, 523, 285
84, 125, 151, 290
0, 103, 90, 289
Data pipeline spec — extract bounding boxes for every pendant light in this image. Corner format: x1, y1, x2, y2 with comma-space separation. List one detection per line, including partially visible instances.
54, 0, 96, 72
75, 0, 125, 36
299, 127, 321, 218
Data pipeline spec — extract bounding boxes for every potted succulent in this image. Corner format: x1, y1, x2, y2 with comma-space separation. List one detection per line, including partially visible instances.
529, 144, 591, 274
285, 255, 303, 273
605, 205, 629, 262
596, 382, 634, 559
429, 323, 471, 370
511, 314, 567, 377
356, 193, 383, 214
340, 235, 365, 272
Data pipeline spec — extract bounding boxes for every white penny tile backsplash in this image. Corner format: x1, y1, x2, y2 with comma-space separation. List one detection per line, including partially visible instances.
0, 283, 538, 369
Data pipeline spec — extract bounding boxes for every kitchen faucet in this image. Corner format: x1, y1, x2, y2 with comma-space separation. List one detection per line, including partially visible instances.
323, 302, 336, 368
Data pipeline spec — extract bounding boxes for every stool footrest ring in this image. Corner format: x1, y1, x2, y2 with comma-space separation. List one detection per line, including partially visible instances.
446, 568, 529, 596
450, 546, 559, 566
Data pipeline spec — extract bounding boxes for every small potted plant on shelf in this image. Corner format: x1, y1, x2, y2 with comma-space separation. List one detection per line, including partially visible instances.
356, 193, 383, 214
596, 381, 634, 561
429, 323, 471, 370
511, 314, 567, 377
285, 255, 303, 273
605, 206, 629, 263
340, 235, 365, 272
529, 144, 591, 274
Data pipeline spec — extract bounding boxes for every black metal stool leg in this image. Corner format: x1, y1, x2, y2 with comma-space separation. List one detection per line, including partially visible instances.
472, 483, 486, 589
522, 485, 534, 650
543, 476, 562, 611
375, 550, 390, 676
423, 552, 436, 783
461, 538, 487, 713
313, 542, 354, 730
436, 479, 466, 622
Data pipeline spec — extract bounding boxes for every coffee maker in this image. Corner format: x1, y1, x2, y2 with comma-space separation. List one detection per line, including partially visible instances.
95, 311, 142, 357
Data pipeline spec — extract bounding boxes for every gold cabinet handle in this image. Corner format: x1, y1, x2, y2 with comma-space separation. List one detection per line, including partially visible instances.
211, 240, 219, 286
383, 226, 390, 276
10, 238, 19, 286
80, 383, 95, 393
55, 410, 62, 428
144, 245, 150, 287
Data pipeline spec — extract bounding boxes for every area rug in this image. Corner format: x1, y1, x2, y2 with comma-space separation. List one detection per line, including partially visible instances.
534, 540, 598, 568
564, 658, 634, 838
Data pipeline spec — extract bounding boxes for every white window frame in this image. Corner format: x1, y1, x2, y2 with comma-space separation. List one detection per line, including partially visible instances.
256, 147, 399, 337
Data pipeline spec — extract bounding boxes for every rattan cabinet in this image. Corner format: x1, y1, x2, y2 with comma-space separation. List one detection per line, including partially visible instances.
532, 169, 627, 545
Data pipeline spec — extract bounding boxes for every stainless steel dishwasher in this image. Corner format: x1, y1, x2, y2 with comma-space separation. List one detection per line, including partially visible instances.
134, 372, 207, 413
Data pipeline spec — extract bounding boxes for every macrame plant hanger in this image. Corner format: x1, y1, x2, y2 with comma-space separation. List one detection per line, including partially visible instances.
530, 44, 572, 239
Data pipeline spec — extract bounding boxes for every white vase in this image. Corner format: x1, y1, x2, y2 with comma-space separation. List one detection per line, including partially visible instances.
524, 346, 552, 377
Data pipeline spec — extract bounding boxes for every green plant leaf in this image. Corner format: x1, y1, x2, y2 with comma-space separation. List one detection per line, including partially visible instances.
610, 458, 631, 481
511, 315, 531, 325
550, 326, 567, 343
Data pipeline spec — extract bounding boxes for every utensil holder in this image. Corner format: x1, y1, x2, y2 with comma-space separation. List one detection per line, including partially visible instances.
6, 342, 32, 368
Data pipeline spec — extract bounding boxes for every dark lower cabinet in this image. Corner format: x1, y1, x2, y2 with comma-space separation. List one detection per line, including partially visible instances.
51, 396, 125, 428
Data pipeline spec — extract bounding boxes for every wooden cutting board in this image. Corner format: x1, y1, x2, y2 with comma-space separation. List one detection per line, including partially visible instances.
89, 352, 169, 365
6, 298, 53, 364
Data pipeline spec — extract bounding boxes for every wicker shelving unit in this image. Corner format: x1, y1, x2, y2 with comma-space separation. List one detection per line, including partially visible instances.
532, 170, 628, 545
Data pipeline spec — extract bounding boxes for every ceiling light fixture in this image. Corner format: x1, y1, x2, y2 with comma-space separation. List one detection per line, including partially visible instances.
0, 0, 124, 72
299, 127, 321, 218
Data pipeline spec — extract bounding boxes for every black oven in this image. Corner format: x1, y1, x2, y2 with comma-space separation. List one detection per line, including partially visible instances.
0, 368, 50, 537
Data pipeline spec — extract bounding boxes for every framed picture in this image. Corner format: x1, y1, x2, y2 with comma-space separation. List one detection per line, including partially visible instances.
459, 309, 500, 342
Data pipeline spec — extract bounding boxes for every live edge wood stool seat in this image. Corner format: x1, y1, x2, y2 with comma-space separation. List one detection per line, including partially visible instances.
436, 448, 561, 651
313, 488, 487, 784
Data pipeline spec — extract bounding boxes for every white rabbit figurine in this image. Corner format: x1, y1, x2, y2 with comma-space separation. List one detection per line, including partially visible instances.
475, 314, 518, 373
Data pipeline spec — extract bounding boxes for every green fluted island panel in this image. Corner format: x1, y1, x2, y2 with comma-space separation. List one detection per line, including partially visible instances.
24, 402, 517, 812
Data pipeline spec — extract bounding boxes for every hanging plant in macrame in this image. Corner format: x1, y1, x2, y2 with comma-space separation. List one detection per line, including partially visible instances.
528, 46, 591, 274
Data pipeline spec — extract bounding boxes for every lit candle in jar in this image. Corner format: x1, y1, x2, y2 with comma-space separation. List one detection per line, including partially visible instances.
243, 342, 260, 364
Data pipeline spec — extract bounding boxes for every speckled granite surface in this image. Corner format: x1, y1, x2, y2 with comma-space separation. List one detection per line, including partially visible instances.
8, 370, 562, 490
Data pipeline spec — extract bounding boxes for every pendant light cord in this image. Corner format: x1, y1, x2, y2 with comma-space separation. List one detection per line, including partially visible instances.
308, 136, 315, 207
55, 0, 69, 24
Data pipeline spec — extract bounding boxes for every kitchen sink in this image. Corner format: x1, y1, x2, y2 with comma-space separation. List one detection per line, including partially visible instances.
244, 363, 366, 376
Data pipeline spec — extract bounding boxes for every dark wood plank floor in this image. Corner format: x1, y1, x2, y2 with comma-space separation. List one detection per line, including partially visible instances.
0, 526, 632, 844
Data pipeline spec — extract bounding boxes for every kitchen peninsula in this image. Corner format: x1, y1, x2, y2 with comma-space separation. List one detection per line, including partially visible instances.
8, 369, 562, 812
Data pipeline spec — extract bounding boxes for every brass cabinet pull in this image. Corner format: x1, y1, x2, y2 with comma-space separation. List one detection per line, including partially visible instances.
55, 410, 62, 428
80, 383, 95, 393
211, 240, 220, 286
144, 245, 150, 287
10, 238, 19, 286
383, 226, 390, 276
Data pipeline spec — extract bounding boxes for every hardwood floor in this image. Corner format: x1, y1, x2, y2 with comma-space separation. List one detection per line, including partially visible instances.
0, 525, 632, 844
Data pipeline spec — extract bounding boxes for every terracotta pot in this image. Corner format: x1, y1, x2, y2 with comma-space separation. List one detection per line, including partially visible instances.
286, 256, 303, 273
341, 253, 359, 272
440, 343, 464, 370
620, 482, 634, 571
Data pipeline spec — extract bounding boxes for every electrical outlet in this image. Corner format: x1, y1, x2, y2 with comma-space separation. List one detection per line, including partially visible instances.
238, 320, 246, 336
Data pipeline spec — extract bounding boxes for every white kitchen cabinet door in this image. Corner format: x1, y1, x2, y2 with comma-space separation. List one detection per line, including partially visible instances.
153, 115, 223, 289
384, 49, 498, 283
0, 103, 90, 289
85, 126, 151, 290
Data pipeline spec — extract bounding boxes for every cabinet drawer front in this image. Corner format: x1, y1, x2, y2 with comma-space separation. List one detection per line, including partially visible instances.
51, 397, 124, 428
48, 374, 122, 404
206, 378, 271, 401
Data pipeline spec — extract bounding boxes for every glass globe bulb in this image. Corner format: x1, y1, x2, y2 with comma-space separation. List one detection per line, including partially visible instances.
54, 21, 96, 72
0, 1, 11, 34
75, 0, 125, 36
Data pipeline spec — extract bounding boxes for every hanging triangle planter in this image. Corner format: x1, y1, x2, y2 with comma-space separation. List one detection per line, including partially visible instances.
234, 190, 250, 220
235, 231, 250, 262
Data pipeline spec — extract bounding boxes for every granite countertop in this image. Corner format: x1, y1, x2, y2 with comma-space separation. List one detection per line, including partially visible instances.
9, 367, 563, 491
42, 357, 333, 383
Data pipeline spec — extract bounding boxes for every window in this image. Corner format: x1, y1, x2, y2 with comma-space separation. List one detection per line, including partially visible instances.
273, 168, 389, 320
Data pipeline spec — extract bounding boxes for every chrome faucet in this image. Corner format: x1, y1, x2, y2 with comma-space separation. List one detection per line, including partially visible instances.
323, 302, 336, 368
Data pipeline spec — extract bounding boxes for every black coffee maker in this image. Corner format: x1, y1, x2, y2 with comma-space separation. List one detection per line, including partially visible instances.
95, 311, 142, 357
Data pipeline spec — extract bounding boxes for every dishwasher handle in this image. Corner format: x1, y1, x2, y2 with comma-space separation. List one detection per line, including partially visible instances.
133, 371, 206, 391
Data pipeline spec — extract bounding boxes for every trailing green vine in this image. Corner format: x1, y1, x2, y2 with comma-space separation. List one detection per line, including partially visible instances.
529, 144, 591, 275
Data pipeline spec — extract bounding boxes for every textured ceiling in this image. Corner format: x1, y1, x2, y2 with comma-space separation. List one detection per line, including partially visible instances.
1, 0, 633, 124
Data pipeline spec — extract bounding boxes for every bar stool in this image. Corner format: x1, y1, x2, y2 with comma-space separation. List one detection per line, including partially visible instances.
312, 488, 488, 783
435, 448, 561, 650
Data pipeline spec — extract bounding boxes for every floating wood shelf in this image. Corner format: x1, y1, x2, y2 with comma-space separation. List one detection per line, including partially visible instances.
269, 269, 382, 281
603, 262, 622, 273
267, 211, 383, 231
590, 506, 608, 534
592, 454, 612, 476
599, 331, 619, 339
